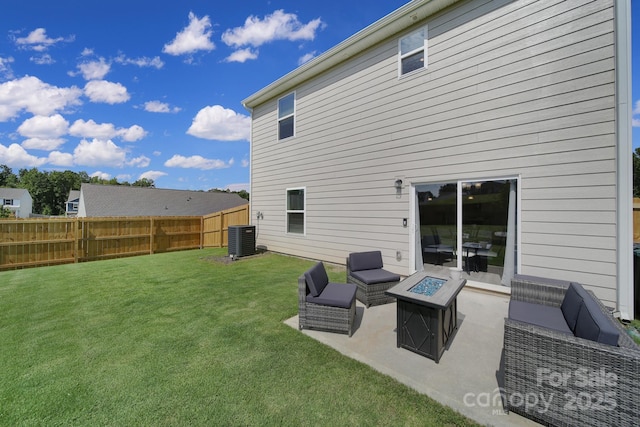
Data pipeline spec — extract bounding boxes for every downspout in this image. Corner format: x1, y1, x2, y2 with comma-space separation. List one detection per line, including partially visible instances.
243, 102, 255, 229
615, 0, 633, 320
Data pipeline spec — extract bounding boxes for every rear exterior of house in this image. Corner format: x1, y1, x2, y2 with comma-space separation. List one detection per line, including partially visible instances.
243, 0, 633, 318
0, 188, 33, 218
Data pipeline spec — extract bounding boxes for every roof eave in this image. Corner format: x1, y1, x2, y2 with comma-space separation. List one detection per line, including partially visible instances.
241, 0, 459, 109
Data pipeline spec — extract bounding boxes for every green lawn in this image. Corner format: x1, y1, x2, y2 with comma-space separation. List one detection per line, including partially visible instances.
0, 249, 478, 426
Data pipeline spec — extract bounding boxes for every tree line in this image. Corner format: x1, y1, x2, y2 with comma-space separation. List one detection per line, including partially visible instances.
0, 165, 156, 216
0, 164, 249, 218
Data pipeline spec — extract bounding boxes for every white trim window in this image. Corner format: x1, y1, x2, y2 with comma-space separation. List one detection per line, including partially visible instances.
399, 27, 428, 76
278, 92, 295, 140
286, 187, 305, 234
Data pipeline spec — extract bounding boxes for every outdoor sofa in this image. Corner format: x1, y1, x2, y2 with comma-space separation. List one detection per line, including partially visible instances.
346, 251, 400, 307
298, 262, 357, 336
503, 274, 640, 426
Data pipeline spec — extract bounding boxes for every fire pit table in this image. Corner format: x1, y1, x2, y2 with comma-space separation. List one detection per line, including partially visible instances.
385, 272, 466, 363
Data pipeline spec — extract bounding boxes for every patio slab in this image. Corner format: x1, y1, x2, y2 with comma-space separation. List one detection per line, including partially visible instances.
285, 286, 541, 427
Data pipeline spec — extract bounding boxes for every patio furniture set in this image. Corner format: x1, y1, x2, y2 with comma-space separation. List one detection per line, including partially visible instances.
299, 250, 466, 362
297, 254, 640, 425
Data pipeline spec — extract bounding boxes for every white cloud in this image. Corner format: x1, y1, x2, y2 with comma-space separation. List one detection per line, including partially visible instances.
0, 76, 82, 121
31, 54, 55, 65
47, 151, 74, 166
69, 119, 146, 142
69, 119, 117, 139
222, 10, 324, 48
84, 80, 130, 104
139, 170, 167, 181
144, 100, 181, 113
633, 100, 640, 128
298, 51, 316, 65
164, 154, 232, 170
226, 183, 249, 192
224, 48, 258, 63
114, 54, 164, 69
21, 138, 66, 150
186, 105, 250, 141
116, 174, 132, 182
163, 12, 215, 56
0, 56, 15, 79
17, 114, 69, 138
128, 155, 151, 168
77, 58, 110, 80
241, 158, 249, 167
90, 171, 111, 180
119, 125, 147, 142
14, 28, 73, 51
73, 138, 127, 167
0, 143, 47, 167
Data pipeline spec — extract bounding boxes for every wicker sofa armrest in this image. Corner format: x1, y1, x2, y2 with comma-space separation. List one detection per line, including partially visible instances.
510, 274, 571, 307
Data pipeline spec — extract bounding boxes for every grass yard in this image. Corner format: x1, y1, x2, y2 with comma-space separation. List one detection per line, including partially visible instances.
0, 248, 478, 426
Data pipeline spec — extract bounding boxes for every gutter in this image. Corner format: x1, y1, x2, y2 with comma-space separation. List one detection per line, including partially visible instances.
241, 0, 460, 110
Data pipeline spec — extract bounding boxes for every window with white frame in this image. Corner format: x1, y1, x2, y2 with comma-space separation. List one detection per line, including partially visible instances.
286, 188, 305, 234
399, 27, 427, 76
278, 92, 295, 140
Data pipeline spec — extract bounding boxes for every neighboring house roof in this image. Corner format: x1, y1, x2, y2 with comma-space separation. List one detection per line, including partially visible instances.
67, 190, 80, 203
242, 0, 459, 108
79, 184, 247, 217
0, 188, 31, 200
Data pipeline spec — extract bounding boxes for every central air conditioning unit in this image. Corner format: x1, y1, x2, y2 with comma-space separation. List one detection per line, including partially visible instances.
228, 225, 256, 258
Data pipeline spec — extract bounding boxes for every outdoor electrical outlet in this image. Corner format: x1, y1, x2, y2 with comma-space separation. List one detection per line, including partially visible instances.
402, 218, 407, 227
396, 251, 402, 261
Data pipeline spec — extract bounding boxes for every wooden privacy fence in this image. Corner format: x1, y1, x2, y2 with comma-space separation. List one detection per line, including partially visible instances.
0, 204, 249, 270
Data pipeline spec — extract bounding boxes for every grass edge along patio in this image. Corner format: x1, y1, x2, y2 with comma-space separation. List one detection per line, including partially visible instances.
0, 248, 480, 426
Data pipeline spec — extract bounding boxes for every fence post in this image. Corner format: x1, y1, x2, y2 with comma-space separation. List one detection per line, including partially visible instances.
74, 218, 79, 264
150, 217, 154, 254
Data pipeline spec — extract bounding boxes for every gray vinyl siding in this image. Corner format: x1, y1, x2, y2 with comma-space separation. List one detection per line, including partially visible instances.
249, 0, 618, 305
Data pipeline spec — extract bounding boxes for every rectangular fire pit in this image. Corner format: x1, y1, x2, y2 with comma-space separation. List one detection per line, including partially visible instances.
385, 272, 466, 363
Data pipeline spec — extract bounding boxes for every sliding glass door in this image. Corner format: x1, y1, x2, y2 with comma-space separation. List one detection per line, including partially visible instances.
415, 178, 518, 286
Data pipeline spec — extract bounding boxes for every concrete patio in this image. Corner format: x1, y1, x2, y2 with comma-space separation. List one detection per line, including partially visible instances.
285, 284, 541, 427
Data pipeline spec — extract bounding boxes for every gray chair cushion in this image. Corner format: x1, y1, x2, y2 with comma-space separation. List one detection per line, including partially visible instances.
560, 282, 587, 332
351, 269, 400, 285
304, 262, 329, 297
574, 297, 620, 346
349, 251, 383, 272
306, 283, 357, 308
422, 235, 440, 246
508, 300, 573, 334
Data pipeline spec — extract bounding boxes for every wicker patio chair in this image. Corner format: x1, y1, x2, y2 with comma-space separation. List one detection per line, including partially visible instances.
346, 251, 401, 307
298, 262, 357, 336
503, 275, 640, 427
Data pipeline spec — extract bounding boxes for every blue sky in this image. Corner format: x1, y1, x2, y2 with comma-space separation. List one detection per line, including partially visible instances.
0, 1, 638, 192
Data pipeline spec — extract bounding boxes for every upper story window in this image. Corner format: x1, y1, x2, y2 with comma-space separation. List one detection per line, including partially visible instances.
399, 27, 427, 76
286, 187, 305, 234
278, 92, 295, 140
3, 199, 14, 206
